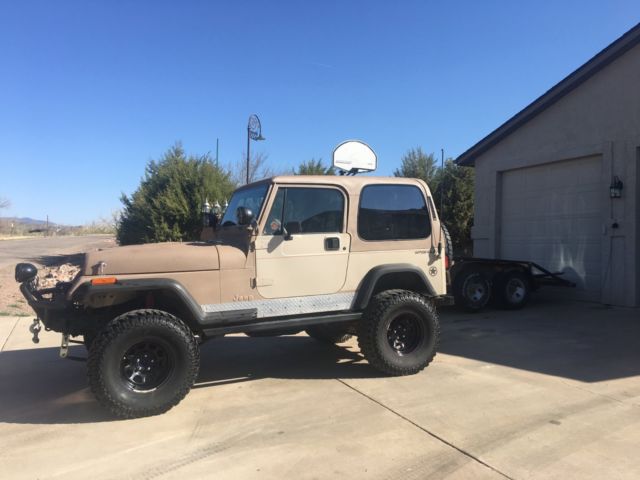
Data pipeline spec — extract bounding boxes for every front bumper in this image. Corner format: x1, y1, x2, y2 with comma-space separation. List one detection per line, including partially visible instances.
18, 280, 77, 332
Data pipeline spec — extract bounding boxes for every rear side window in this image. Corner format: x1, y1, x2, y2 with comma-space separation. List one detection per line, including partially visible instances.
358, 185, 431, 241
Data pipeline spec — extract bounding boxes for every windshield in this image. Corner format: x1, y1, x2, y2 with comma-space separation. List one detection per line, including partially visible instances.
220, 183, 270, 226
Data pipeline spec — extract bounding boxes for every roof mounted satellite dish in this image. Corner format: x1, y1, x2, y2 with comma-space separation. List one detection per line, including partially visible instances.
332, 140, 377, 175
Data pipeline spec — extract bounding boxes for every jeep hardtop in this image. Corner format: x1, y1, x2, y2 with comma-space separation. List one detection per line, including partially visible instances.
15, 141, 450, 418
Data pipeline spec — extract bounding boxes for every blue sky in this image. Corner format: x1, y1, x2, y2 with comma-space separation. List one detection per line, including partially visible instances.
1, 1, 638, 225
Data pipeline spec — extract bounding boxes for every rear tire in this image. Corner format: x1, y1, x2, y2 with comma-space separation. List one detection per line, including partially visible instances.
357, 290, 439, 376
306, 324, 352, 344
87, 309, 200, 419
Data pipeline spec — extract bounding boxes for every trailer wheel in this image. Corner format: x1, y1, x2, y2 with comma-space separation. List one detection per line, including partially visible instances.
453, 270, 491, 312
496, 271, 530, 309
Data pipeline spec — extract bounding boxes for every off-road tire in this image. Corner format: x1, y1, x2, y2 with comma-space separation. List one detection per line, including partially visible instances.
357, 290, 439, 376
87, 309, 200, 419
495, 270, 530, 310
453, 270, 492, 312
305, 324, 352, 344
441, 224, 453, 262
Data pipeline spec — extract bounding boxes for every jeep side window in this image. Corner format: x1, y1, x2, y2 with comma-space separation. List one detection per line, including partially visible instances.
358, 184, 431, 240
263, 187, 345, 235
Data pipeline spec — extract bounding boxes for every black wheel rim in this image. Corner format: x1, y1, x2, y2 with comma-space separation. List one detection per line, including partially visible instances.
387, 312, 423, 355
120, 339, 174, 392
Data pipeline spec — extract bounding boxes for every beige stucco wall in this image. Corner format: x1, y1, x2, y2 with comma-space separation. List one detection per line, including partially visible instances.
471, 43, 640, 307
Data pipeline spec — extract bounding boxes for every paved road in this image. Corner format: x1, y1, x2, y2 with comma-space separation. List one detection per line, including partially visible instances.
0, 235, 115, 268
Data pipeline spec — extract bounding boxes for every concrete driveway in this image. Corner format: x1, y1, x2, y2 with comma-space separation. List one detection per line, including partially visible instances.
1, 299, 639, 479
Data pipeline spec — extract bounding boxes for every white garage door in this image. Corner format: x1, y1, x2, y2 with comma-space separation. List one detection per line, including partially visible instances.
499, 155, 603, 299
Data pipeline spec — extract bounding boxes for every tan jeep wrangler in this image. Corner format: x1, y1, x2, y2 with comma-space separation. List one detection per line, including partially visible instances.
15, 141, 450, 418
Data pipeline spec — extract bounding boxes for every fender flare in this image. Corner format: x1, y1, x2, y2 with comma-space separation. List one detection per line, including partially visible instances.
353, 264, 437, 310
80, 278, 206, 328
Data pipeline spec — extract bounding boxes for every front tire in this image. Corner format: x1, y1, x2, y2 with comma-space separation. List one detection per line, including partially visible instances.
87, 309, 200, 419
357, 290, 439, 376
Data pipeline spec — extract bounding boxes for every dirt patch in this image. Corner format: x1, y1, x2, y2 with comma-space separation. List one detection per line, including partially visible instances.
0, 265, 34, 316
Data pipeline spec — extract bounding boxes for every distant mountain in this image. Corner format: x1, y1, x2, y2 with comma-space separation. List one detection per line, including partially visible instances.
0, 217, 58, 226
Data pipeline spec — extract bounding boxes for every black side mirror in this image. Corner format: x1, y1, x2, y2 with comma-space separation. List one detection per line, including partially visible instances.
236, 206, 255, 226
15, 263, 38, 283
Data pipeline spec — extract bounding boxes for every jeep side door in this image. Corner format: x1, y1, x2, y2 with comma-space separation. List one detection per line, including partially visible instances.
254, 185, 350, 298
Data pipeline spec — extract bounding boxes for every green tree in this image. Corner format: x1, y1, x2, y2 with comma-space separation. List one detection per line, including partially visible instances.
393, 147, 439, 186
117, 143, 234, 245
433, 159, 475, 254
293, 158, 335, 175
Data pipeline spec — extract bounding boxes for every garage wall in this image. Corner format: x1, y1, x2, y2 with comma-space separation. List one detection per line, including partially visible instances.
471, 42, 640, 307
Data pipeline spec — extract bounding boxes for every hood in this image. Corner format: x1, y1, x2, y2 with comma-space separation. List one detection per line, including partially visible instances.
82, 242, 246, 276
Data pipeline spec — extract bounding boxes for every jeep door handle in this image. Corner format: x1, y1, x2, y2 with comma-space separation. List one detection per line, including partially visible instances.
324, 237, 340, 251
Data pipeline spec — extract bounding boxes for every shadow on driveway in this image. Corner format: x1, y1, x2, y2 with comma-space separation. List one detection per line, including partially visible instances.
0, 335, 375, 425
438, 300, 640, 383
2, 299, 638, 425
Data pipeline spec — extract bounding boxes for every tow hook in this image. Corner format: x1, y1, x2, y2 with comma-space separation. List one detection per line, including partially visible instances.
29, 318, 42, 344
59, 333, 70, 358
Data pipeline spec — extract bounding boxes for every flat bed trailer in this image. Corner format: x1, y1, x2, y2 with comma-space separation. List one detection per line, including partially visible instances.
448, 257, 576, 311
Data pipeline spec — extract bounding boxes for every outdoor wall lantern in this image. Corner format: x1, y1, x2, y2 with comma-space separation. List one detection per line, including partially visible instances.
609, 176, 623, 198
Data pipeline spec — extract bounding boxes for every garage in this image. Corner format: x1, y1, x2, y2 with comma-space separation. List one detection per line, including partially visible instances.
499, 156, 603, 300
456, 24, 640, 307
